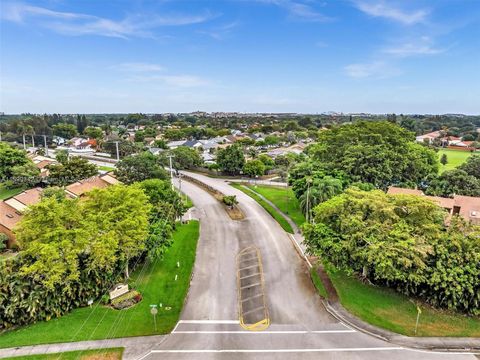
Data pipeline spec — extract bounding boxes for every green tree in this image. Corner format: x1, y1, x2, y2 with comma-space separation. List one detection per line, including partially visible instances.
299, 176, 343, 218
8, 162, 41, 188
83, 126, 103, 140
52, 123, 77, 139
83, 185, 151, 278
216, 145, 245, 175
163, 147, 202, 170
0, 143, 29, 180
459, 155, 480, 178
303, 188, 445, 287
137, 179, 184, 220
427, 169, 480, 197
46, 157, 98, 186
440, 153, 448, 166
115, 151, 168, 184
243, 159, 266, 177
305, 121, 438, 189
55, 149, 69, 164
257, 154, 275, 170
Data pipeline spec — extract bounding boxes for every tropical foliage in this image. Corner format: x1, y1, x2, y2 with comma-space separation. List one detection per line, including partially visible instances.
303, 188, 480, 314
0, 180, 184, 329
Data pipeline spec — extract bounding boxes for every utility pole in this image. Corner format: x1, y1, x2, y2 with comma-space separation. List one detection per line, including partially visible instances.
23, 134, 26, 150
114, 141, 120, 161
43, 135, 48, 157
168, 154, 175, 190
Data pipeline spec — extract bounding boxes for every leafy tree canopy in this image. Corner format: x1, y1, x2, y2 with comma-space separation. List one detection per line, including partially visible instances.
216, 145, 245, 175
115, 151, 168, 184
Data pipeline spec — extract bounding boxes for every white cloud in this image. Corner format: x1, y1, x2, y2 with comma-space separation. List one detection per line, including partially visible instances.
1, 2, 216, 38
383, 37, 444, 57
198, 21, 240, 40
160, 75, 210, 87
344, 61, 400, 79
113, 63, 166, 72
259, 0, 332, 22
354, 1, 429, 25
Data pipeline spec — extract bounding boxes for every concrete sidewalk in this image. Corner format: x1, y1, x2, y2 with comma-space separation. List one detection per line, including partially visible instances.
0, 335, 166, 360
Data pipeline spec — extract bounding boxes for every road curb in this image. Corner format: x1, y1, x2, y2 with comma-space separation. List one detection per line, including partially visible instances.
322, 300, 480, 353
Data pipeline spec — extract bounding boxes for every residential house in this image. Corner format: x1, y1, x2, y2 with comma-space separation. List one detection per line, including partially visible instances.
387, 187, 480, 225
0, 175, 120, 248
167, 140, 187, 149
30, 155, 57, 177
65, 173, 119, 198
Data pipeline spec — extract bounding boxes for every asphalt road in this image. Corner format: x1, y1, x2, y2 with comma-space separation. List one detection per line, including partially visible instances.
143, 172, 477, 360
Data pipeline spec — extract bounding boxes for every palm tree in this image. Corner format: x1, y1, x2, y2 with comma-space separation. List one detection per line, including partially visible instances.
300, 176, 343, 221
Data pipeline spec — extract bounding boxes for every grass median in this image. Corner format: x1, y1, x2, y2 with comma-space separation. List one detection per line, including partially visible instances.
231, 183, 294, 233
0, 221, 200, 348
243, 185, 305, 228
328, 267, 480, 337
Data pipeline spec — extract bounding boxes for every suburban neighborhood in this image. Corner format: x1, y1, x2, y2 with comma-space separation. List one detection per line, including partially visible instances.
1, 0, 480, 359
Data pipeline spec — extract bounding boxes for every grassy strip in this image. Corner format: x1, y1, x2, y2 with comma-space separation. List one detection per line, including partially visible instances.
0, 221, 200, 348
0, 185, 25, 200
98, 166, 115, 172
244, 185, 305, 228
4, 347, 123, 360
310, 268, 328, 299
328, 267, 480, 337
437, 149, 473, 173
231, 183, 294, 233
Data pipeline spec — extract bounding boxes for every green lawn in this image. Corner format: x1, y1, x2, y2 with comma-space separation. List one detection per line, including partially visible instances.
244, 185, 305, 228
231, 183, 294, 233
328, 267, 480, 337
0, 185, 25, 200
438, 149, 473, 173
4, 348, 123, 360
0, 221, 200, 348
98, 166, 115, 172
310, 268, 328, 299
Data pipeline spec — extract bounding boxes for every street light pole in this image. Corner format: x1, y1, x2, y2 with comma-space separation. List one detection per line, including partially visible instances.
43, 135, 48, 157
168, 154, 175, 190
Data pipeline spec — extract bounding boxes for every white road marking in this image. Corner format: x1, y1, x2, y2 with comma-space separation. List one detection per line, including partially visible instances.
288, 234, 312, 268
173, 330, 356, 334
150, 347, 404, 353
178, 320, 240, 324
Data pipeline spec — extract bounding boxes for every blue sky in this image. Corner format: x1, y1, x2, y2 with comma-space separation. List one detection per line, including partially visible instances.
1, 0, 479, 114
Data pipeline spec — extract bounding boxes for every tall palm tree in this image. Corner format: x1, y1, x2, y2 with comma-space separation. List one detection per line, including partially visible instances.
300, 176, 343, 221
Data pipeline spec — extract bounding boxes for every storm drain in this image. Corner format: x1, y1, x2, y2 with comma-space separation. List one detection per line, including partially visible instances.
236, 246, 270, 331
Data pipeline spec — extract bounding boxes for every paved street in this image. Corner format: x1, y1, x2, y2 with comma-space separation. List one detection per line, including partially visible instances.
142, 172, 478, 360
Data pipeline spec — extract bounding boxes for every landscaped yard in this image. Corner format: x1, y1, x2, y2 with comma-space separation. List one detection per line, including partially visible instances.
231, 183, 294, 233
4, 348, 123, 360
0, 221, 200, 348
327, 267, 480, 337
244, 185, 305, 228
0, 185, 25, 200
438, 149, 473, 173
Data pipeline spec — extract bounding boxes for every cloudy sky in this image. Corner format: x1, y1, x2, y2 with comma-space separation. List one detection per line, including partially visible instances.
1, 0, 479, 114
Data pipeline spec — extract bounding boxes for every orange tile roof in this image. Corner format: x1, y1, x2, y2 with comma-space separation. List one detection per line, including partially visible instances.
13, 188, 43, 206
65, 176, 110, 197
453, 195, 480, 224
0, 202, 22, 231
387, 187, 424, 196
